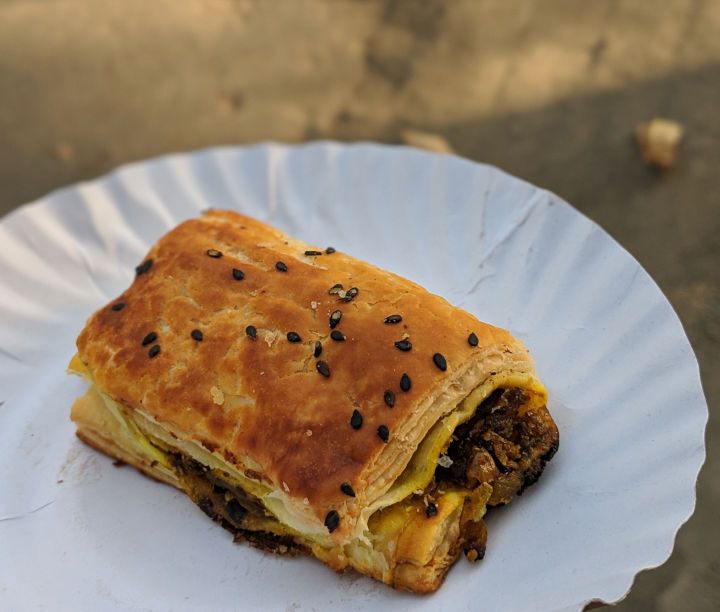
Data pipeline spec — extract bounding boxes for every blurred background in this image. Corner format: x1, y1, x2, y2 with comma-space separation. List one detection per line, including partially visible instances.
0, 1, 717, 609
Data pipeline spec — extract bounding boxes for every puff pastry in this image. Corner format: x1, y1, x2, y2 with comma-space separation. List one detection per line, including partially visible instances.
69, 210, 559, 593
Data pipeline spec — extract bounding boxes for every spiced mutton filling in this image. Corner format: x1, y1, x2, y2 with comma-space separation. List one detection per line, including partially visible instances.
168, 452, 306, 555
367, 386, 558, 569
135, 385, 556, 567
435, 387, 559, 507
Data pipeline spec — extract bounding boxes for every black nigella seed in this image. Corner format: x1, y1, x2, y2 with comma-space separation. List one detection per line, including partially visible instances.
377, 425, 390, 443
287, 331, 302, 343
384, 390, 395, 408
384, 314, 402, 324
394, 339, 412, 352
316, 360, 330, 377
340, 482, 356, 497
275, 261, 288, 272
340, 287, 359, 302
141, 331, 157, 346
148, 344, 161, 358
400, 373, 412, 392
426, 502, 438, 518
191, 329, 203, 342
325, 246, 336, 254
329, 310, 342, 329
226, 499, 247, 524
330, 330, 346, 342
328, 283, 344, 295
246, 325, 257, 340
206, 249, 223, 258
433, 352, 447, 371
304, 250, 323, 256
135, 259, 153, 275
324, 510, 340, 533
232, 268, 245, 281
313, 340, 323, 358
350, 409, 363, 430
111, 302, 126, 311
468, 332, 479, 347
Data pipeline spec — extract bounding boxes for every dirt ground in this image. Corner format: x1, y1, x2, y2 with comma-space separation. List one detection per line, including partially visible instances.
0, 1, 717, 609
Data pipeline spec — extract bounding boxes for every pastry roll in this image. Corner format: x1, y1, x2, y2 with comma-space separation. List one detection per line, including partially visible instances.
69, 210, 559, 593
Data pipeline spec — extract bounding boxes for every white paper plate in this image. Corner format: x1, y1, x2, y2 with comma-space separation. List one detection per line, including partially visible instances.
0, 143, 707, 611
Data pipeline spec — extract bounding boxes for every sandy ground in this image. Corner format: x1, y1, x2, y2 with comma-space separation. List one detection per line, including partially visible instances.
0, 1, 717, 609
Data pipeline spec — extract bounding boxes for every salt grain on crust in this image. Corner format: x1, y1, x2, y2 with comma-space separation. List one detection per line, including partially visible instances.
210, 386, 225, 405
264, 330, 278, 347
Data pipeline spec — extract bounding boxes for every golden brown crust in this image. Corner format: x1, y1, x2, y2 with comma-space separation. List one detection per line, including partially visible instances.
75, 210, 534, 539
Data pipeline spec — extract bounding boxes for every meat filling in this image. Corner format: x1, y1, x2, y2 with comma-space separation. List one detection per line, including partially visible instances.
169, 452, 306, 555
158, 386, 557, 564
435, 387, 559, 506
